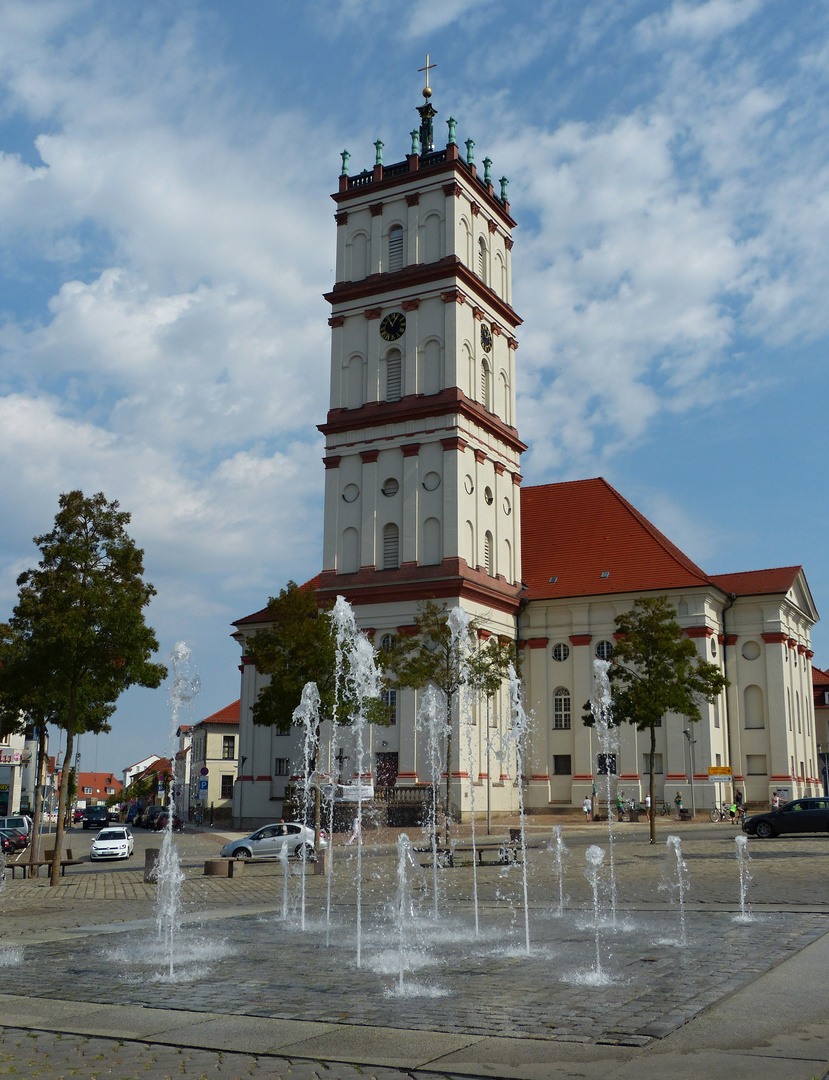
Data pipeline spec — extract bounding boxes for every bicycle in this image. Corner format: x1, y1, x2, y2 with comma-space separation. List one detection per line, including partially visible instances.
710, 802, 744, 824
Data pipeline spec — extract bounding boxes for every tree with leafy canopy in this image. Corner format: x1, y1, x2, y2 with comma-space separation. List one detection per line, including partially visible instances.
385, 600, 515, 843
244, 581, 390, 844
0, 491, 166, 884
585, 595, 728, 844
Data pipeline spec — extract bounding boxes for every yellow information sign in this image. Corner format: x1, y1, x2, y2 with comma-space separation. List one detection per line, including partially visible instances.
708, 765, 733, 782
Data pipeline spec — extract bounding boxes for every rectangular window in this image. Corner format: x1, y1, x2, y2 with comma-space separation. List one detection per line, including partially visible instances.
222, 735, 235, 760
642, 753, 664, 775
381, 689, 397, 725
220, 775, 234, 800
746, 755, 767, 775
553, 691, 571, 730
553, 755, 572, 776
274, 757, 290, 776
82, 787, 93, 795
597, 753, 616, 775
713, 701, 720, 729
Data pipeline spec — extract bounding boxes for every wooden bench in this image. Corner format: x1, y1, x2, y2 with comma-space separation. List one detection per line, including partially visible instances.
8, 859, 83, 879
425, 842, 521, 868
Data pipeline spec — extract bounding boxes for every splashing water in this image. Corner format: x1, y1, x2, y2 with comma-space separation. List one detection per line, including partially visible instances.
589, 658, 618, 925
499, 664, 532, 954
329, 596, 381, 967
416, 685, 449, 920
394, 833, 425, 992
549, 825, 570, 917
734, 834, 754, 922
155, 641, 200, 980
584, 844, 606, 978
660, 835, 690, 946
293, 681, 321, 932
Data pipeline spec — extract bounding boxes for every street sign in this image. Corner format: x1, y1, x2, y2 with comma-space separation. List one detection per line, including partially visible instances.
200, 767, 209, 776
708, 766, 732, 783
198, 778, 209, 792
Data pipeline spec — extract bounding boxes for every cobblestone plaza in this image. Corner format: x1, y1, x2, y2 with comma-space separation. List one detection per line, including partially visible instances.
1, 822, 828, 1079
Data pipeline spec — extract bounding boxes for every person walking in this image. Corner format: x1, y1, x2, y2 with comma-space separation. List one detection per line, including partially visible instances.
582, 795, 592, 822
674, 790, 683, 820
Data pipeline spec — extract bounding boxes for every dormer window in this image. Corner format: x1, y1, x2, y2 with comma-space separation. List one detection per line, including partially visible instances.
600, 571, 610, 579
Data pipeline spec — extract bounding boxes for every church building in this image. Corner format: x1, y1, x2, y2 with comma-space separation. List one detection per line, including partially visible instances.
231, 83, 819, 828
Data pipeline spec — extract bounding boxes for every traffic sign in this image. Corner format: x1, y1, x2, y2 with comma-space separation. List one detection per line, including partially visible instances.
200, 767, 209, 776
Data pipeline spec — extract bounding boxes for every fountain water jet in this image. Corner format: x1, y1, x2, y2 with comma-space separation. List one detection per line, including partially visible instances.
155, 641, 200, 980
583, 844, 608, 981
293, 681, 321, 931
734, 834, 754, 922
500, 664, 532, 954
549, 825, 570, 917
660, 835, 689, 945
416, 685, 449, 920
589, 658, 618, 925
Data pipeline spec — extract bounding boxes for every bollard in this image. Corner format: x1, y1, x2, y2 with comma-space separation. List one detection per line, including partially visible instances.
203, 858, 240, 877
313, 848, 330, 876
144, 847, 160, 883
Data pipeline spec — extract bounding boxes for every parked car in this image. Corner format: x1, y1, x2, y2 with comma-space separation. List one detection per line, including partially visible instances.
0, 815, 32, 840
82, 806, 109, 830
744, 797, 829, 838
125, 805, 139, 824
72, 808, 84, 823
220, 822, 327, 861
0, 831, 18, 858
0, 827, 29, 853
136, 805, 165, 829
153, 812, 183, 832
89, 827, 134, 860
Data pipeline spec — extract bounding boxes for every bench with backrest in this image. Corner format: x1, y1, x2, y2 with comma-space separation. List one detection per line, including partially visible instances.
421, 841, 521, 868
7, 849, 83, 879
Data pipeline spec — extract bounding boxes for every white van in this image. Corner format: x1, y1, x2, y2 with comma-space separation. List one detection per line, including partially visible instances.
0, 815, 32, 838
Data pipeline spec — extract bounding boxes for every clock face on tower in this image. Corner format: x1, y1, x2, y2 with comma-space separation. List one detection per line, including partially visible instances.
480, 323, 493, 352
380, 311, 406, 341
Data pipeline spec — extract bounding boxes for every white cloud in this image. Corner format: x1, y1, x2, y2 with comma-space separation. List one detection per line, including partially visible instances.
636, 0, 764, 47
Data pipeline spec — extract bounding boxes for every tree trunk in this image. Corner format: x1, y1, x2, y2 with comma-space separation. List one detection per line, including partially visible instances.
648, 725, 657, 845
27, 721, 48, 876
50, 726, 74, 886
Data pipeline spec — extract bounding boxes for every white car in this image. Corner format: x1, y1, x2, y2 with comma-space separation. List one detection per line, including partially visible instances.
90, 827, 135, 861
220, 822, 326, 860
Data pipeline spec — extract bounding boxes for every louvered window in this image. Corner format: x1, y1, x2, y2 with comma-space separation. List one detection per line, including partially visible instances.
388, 226, 404, 272
484, 530, 493, 576
386, 351, 402, 401
478, 236, 487, 283
480, 360, 491, 410
383, 523, 400, 568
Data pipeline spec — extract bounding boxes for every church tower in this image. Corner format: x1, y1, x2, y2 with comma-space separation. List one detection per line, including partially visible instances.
316, 73, 525, 803
317, 80, 525, 620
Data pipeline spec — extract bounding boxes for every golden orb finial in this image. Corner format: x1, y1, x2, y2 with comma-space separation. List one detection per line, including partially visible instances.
422, 84, 432, 99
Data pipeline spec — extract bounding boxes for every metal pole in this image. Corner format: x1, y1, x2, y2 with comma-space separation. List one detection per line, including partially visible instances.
486, 696, 492, 835
683, 728, 697, 818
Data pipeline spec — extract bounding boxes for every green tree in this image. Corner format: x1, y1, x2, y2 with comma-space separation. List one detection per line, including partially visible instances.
0, 491, 166, 884
586, 596, 728, 843
385, 600, 515, 843
244, 582, 389, 843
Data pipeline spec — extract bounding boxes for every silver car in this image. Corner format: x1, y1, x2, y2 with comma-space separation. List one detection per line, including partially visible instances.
220, 822, 325, 860
90, 827, 135, 860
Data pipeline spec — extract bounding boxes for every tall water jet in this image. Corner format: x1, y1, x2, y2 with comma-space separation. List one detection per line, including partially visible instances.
416, 685, 449, 920
155, 641, 200, 980
450, 606, 482, 936
501, 664, 532, 954
660, 835, 689, 946
589, 658, 618, 924
584, 844, 607, 978
329, 596, 381, 967
734, 834, 754, 922
394, 833, 424, 992
549, 825, 570, 917
293, 681, 321, 932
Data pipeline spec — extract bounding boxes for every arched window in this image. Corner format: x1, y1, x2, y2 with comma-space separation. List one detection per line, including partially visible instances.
380, 633, 396, 652
388, 225, 404, 272
484, 530, 494, 576
596, 640, 614, 660
553, 688, 571, 730
480, 359, 491, 410
385, 349, 402, 402
478, 236, 487, 283
350, 232, 368, 280
383, 523, 399, 569
341, 527, 359, 574
743, 685, 765, 728
422, 516, 441, 566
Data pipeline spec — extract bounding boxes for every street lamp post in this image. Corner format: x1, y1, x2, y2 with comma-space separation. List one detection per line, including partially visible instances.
683, 727, 697, 818
238, 755, 246, 830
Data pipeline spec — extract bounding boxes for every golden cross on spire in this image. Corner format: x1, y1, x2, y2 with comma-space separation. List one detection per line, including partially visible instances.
418, 54, 437, 98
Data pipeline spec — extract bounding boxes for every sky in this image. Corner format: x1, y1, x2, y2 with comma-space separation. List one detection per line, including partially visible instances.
1, 0, 827, 777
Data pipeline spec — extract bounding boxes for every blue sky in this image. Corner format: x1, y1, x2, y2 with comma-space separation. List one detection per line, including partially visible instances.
1, 0, 827, 776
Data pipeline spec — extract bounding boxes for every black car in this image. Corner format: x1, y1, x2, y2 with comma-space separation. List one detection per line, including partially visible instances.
744, 797, 829, 838
0, 827, 28, 852
82, 806, 109, 830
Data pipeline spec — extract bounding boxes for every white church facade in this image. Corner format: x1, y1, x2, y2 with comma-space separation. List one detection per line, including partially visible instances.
231, 87, 819, 829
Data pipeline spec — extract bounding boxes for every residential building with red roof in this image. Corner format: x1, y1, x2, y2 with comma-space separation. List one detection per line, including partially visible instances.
230, 98, 820, 825
187, 701, 240, 821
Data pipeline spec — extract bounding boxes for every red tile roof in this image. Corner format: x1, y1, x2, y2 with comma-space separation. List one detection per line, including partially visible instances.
813, 666, 829, 688
199, 700, 240, 725
520, 478, 710, 600
708, 567, 802, 597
